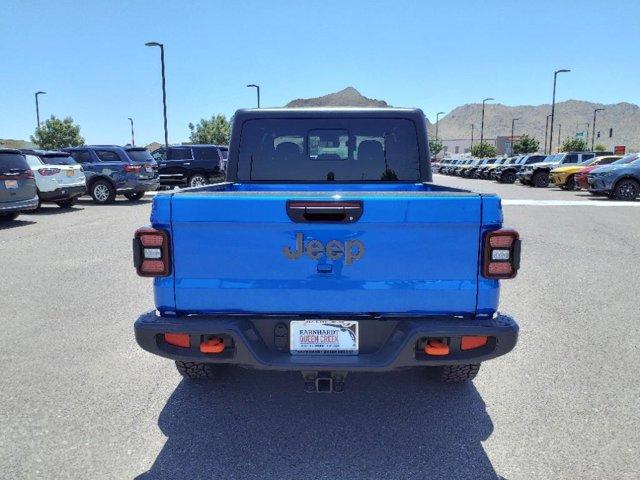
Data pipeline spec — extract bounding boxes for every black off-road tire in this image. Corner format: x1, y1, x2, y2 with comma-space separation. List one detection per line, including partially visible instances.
532, 170, 549, 188
612, 178, 640, 201
564, 175, 576, 191
175, 361, 221, 380
502, 171, 516, 184
124, 192, 145, 201
436, 364, 481, 383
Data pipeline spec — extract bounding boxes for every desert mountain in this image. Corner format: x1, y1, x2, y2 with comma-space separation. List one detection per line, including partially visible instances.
435, 100, 640, 151
286, 87, 390, 108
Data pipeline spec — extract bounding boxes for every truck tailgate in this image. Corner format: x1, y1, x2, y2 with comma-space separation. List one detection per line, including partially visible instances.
170, 191, 483, 315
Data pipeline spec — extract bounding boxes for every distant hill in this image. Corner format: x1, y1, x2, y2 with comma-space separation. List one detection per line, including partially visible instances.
286, 87, 390, 108
0, 139, 37, 150
437, 100, 640, 151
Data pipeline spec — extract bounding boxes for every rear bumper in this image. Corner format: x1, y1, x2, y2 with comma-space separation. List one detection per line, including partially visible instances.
118, 178, 160, 193
134, 312, 519, 371
0, 195, 39, 213
39, 185, 86, 201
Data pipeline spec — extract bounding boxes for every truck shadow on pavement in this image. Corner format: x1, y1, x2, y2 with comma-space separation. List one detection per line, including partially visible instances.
137, 367, 499, 480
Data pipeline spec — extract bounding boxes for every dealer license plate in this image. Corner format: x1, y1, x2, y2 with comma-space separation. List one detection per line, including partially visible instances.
290, 320, 359, 355
4, 180, 18, 189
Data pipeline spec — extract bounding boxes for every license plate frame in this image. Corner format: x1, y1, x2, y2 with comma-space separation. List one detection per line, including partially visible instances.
4, 180, 18, 189
290, 320, 359, 355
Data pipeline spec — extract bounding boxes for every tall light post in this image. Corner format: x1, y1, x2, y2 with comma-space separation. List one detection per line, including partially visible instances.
470, 124, 474, 153
549, 69, 570, 157
435, 111, 445, 142
544, 114, 552, 154
145, 41, 169, 148
128, 117, 135, 146
480, 98, 494, 154
247, 84, 260, 108
592, 108, 604, 151
557, 123, 562, 152
35, 91, 46, 131
510, 118, 520, 155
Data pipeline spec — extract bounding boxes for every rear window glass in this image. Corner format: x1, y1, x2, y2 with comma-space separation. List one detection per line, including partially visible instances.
42, 154, 76, 166
126, 149, 154, 163
70, 151, 93, 163
95, 150, 122, 162
238, 118, 421, 181
0, 153, 29, 171
167, 148, 193, 160
193, 147, 220, 161
220, 149, 228, 159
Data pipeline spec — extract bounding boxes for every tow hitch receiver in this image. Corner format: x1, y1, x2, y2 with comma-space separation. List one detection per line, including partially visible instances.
302, 371, 347, 393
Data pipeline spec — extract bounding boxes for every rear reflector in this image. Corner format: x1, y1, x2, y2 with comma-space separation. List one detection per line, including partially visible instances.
133, 227, 170, 277
461, 336, 489, 350
164, 333, 190, 348
483, 229, 521, 279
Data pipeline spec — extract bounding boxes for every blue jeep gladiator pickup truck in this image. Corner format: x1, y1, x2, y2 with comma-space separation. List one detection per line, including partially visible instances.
133, 108, 520, 392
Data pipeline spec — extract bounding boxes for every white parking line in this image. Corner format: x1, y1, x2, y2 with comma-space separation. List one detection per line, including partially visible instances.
144, 191, 638, 206
503, 199, 640, 207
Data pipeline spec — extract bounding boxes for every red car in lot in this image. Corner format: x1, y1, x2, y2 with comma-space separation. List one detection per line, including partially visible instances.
575, 155, 624, 190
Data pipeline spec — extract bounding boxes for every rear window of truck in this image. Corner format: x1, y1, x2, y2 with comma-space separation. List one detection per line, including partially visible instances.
237, 118, 421, 181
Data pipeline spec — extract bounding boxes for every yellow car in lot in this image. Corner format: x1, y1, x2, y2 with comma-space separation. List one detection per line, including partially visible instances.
550, 155, 621, 190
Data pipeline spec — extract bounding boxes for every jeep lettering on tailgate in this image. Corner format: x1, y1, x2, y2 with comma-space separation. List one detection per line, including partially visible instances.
283, 233, 365, 265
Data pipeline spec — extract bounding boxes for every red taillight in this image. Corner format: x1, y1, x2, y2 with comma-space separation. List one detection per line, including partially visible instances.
461, 336, 489, 350
133, 227, 170, 277
482, 229, 521, 279
37, 168, 61, 176
164, 333, 190, 348
124, 164, 143, 173
24, 170, 35, 179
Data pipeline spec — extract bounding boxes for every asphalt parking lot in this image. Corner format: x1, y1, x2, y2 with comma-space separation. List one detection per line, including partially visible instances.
1, 179, 639, 480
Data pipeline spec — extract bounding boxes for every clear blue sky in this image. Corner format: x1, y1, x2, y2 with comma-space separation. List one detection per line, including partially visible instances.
1, 0, 638, 146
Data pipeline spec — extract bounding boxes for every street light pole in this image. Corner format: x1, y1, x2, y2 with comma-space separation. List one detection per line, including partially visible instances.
246, 84, 261, 108
145, 42, 169, 148
435, 112, 445, 141
549, 69, 570, 157
557, 124, 562, 152
35, 91, 46, 131
592, 109, 604, 151
470, 124, 474, 153
480, 98, 494, 155
128, 117, 135, 146
544, 114, 551, 154
510, 118, 519, 156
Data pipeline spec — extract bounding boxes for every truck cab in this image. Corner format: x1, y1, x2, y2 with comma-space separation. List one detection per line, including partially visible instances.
133, 108, 520, 392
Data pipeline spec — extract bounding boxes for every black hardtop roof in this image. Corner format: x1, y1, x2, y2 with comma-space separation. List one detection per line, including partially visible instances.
167, 144, 227, 149
233, 107, 424, 121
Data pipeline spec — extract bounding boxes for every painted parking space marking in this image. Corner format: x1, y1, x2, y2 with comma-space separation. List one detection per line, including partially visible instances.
503, 199, 640, 207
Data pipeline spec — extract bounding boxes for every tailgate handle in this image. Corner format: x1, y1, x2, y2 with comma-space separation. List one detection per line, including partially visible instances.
286, 201, 363, 223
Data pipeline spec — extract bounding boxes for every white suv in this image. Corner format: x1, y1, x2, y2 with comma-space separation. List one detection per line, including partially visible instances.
22, 150, 87, 208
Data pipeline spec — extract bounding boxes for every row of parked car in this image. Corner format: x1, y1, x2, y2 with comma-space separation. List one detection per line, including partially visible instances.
434, 151, 640, 200
0, 144, 229, 221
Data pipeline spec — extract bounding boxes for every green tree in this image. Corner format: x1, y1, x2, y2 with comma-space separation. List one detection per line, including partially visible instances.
512, 134, 539, 155
31, 116, 84, 149
594, 143, 607, 152
188, 114, 230, 145
471, 141, 497, 158
429, 138, 443, 156
560, 138, 588, 152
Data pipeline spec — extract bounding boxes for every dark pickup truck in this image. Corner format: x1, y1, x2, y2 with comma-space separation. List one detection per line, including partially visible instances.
133, 108, 521, 392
